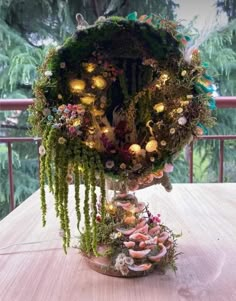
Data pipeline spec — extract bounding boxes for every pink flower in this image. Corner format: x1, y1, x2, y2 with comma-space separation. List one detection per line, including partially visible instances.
69, 127, 76, 134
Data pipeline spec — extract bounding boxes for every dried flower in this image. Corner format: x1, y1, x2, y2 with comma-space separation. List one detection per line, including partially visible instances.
120, 163, 126, 169
58, 137, 66, 145
105, 160, 114, 169
66, 174, 73, 184
96, 215, 102, 222
43, 108, 51, 116
110, 232, 117, 240
60, 62, 66, 68
39, 145, 46, 156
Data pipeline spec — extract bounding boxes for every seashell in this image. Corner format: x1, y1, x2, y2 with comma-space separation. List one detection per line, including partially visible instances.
116, 227, 136, 235
129, 233, 150, 241
133, 224, 149, 234
128, 263, 152, 272
124, 241, 135, 248
148, 243, 167, 262
158, 231, 169, 243
129, 249, 151, 258
148, 225, 161, 236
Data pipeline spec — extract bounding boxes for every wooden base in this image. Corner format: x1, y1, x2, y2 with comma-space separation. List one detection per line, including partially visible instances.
84, 255, 150, 278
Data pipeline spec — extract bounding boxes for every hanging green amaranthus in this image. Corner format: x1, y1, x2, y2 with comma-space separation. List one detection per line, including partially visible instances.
45, 128, 58, 193
82, 149, 91, 253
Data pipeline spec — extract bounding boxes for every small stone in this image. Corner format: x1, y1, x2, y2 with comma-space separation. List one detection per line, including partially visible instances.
181, 70, 187, 76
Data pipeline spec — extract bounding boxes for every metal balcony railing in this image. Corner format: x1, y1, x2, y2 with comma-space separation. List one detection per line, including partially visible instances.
0, 97, 236, 212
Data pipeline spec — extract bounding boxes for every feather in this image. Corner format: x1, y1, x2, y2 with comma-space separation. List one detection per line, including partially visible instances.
76, 13, 89, 30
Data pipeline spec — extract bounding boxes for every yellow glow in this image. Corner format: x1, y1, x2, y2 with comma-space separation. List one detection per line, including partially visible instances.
145, 139, 158, 153
102, 127, 109, 134
88, 126, 95, 134
105, 202, 117, 214
153, 102, 165, 113
83, 63, 97, 73
177, 107, 183, 114
92, 75, 107, 90
160, 73, 169, 84
80, 93, 95, 105
92, 108, 104, 116
129, 144, 141, 154
85, 141, 95, 148
73, 119, 81, 127
70, 79, 86, 93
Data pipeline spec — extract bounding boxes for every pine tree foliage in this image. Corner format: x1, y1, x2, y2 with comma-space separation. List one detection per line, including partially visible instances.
191, 19, 236, 182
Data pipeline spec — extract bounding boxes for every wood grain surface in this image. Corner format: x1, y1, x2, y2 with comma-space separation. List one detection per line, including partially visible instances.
0, 184, 236, 301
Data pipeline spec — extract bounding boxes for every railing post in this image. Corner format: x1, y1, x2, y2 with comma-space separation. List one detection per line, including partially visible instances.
7, 142, 15, 211
219, 140, 224, 183
189, 141, 194, 183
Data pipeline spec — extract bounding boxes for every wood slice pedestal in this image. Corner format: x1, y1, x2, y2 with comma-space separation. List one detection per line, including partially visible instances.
84, 255, 150, 278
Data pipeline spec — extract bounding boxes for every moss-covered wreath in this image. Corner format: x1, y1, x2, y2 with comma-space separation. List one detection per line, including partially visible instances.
29, 13, 215, 273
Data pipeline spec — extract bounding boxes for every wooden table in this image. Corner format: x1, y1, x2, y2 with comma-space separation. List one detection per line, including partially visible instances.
0, 184, 236, 301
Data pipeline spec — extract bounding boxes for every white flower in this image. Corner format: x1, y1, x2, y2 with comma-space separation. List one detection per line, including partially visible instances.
117, 253, 126, 260
120, 265, 129, 276
44, 70, 52, 77
110, 233, 117, 240
39, 145, 46, 156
